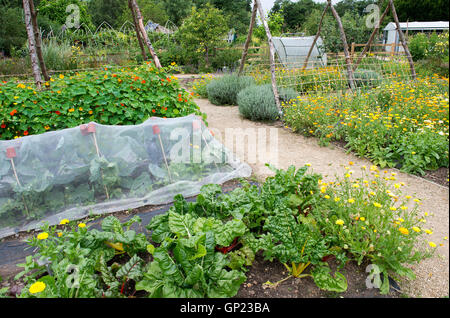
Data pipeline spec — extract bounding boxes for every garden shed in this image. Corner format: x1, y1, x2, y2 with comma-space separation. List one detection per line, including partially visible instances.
272, 36, 327, 69
383, 21, 449, 53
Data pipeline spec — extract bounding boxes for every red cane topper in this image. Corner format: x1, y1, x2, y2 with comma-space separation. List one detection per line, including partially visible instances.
152, 125, 160, 135
6, 147, 16, 158
192, 120, 201, 131
80, 124, 89, 136
87, 123, 96, 133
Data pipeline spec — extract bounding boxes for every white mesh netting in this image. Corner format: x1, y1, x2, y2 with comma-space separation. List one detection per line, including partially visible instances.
0, 115, 252, 238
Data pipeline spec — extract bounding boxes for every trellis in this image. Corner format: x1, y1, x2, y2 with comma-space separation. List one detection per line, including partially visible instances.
238, 0, 417, 113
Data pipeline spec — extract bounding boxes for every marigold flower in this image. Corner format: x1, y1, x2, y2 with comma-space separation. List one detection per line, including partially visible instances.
424, 229, 433, 235
29, 281, 46, 294
37, 232, 49, 240
399, 227, 409, 235
412, 227, 421, 233
78, 223, 86, 228
348, 198, 355, 204
335, 219, 344, 226
60, 219, 69, 225
428, 241, 436, 248
373, 202, 382, 208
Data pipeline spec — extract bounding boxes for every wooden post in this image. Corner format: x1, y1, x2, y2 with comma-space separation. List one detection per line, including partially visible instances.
389, 0, 416, 79
128, 0, 147, 61
254, 0, 282, 114
29, 0, 49, 82
328, 0, 355, 90
23, 0, 42, 89
350, 42, 355, 62
129, 0, 162, 68
239, 3, 258, 75
302, 2, 330, 70
353, 3, 390, 70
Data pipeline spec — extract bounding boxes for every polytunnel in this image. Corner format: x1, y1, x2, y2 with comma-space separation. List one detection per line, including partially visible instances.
272, 35, 327, 69
0, 115, 252, 238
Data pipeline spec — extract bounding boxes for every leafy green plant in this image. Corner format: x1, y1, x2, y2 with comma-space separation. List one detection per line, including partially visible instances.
138, 211, 247, 297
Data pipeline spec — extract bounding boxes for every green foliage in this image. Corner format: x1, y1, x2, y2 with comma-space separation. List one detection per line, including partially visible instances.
0, 6, 27, 56
206, 74, 255, 105
409, 32, 449, 78
177, 4, 229, 67
237, 84, 297, 121
353, 69, 382, 88
271, 0, 321, 32
138, 211, 247, 298
38, 0, 93, 29
0, 63, 203, 140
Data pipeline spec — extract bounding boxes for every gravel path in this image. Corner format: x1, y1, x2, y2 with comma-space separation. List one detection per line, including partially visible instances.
196, 98, 449, 298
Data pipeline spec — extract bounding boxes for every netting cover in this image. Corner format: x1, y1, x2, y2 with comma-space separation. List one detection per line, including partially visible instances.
273, 36, 327, 69
0, 115, 251, 238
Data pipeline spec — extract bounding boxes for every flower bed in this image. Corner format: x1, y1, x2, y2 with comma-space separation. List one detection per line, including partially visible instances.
283, 76, 449, 175
6, 164, 440, 298
0, 63, 204, 140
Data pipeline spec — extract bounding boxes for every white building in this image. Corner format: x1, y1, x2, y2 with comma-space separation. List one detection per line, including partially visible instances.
383, 21, 449, 53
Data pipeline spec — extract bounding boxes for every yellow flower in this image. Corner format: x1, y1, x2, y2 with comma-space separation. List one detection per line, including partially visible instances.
320, 186, 327, 193
345, 173, 351, 178
59, 74, 64, 79
305, 163, 311, 167
412, 227, 421, 233
348, 198, 355, 204
369, 191, 376, 196
373, 202, 382, 208
428, 241, 436, 248
57, 232, 63, 237
37, 232, 49, 240
399, 227, 409, 235
400, 206, 408, 210
324, 195, 330, 199
370, 165, 378, 171
352, 183, 359, 188
60, 219, 69, 225
424, 229, 433, 235
334, 197, 341, 202
390, 207, 397, 211
78, 223, 86, 228
68, 108, 75, 113
360, 217, 366, 221
29, 281, 46, 294
335, 219, 344, 226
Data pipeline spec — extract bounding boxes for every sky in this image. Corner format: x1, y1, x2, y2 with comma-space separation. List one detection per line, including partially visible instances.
258, 0, 341, 14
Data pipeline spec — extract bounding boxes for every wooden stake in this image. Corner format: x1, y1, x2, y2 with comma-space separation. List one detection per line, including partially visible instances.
388, 0, 416, 80
90, 130, 110, 200
328, 0, 356, 90
302, 2, 330, 70
254, 0, 282, 114
23, 0, 42, 89
157, 134, 172, 182
239, 3, 258, 75
353, 4, 390, 70
129, 0, 162, 68
128, 0, 147, 61
29, 0, 49, 82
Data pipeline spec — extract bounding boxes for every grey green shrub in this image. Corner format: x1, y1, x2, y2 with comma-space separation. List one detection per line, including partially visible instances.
206, 74, 255, 105
237, 84, 297, 121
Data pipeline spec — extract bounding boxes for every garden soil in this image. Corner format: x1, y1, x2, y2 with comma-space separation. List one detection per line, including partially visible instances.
194, 97, 449, 298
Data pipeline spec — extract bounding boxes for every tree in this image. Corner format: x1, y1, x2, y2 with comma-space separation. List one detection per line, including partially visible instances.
0, 6, 27, 55
38, 0, 93, 29
177, 3, 229, 67
162, 0, 193, 26
117, 0, 169, 27
386, 0, 449, 22
87, 0, 128, 29
270, 0, 321, 32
